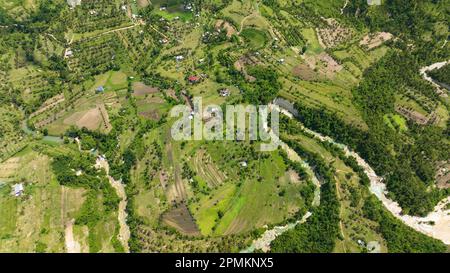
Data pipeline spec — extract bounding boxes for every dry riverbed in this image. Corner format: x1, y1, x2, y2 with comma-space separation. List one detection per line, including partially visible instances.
273, 100, 450, 245
95, 156, 131, 252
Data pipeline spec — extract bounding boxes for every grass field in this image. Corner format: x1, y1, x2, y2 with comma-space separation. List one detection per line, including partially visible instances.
30, 70, 127, 135
130, 122, 310, 238
384, 114, 408, 132
333, 45, 389, 78
221, 0, 254, 27
187, 141, 308, 236
0, 150, 87, 252
279, 79, 367, 128
302, 28, 324, 55
151, 0, 194, 21
241, 28, 269, 49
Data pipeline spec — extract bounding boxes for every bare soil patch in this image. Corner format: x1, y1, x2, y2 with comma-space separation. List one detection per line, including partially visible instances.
234, 54, 261, 82
0, 157, 20, 179
65, 219, 81, 253
215, 20, 237, 37
139, 109, 160, 120
162, 204, 200, 236
436, 161, 450, 189
63, 104, 111, 132
303, 52, 342, 78
395, 106, 430, 125
165, 142, 187, 204
166, 89, 178, 100
360, 32, 393, 50
137, 0, 149, 7
287, 169, 301, 184
292, 64, 317, 81
74, 108, 102, 130
133, 82, 159, 96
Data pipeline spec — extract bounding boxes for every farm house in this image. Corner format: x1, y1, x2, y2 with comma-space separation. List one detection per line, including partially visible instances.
12, 183, 24, 197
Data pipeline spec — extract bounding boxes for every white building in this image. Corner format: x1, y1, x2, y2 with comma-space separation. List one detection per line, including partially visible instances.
12, 183, 24, 197
219, 88, 230, 97
67, 0, 81, 8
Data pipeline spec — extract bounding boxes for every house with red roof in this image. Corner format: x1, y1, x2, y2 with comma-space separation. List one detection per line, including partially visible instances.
188, 75, 200, 84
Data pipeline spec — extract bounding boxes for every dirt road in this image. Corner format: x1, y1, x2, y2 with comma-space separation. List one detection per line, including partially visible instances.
65, 219, 81, 253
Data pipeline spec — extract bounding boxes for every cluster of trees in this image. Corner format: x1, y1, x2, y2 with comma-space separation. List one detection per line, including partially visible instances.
261, 0, 279, 9
270, 139, 340, 253
66, 126, 118, 156
30, 0, 65, 25
241, 66, 281, 105
51, 153, 120, 212
280, 115, 370, 187
278, 117, 448, 252
0, 2, 71, 115
428, 64, 450, 86
0, 7, 14, 25
143, 72, 180, 91
344, 0, 437, 37
182, 162, 209, 195
336, 0, 450, 217
113, 121, 164, 252
353, 52, 449, 215
51, 150, 121, 252
74, 189, 124, 253
292, 50, 449, 216
76, 83, 169, 250
320, 141, 370, 186
65, 106, 165, 252
202, 26, 228, 45
194, 0, 232, 12
68, 0, 128, 33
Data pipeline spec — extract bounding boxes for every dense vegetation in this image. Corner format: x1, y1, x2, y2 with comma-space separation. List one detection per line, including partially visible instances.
292, 50, 450, 216
279, 116, 447, 252
241, 66, 281, 104
271, 139, 340, 253
429, 64, 450, 86
51, 153, 119, 211
51, 151, 122, 252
